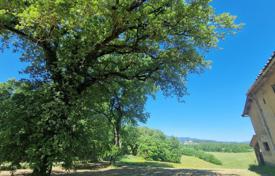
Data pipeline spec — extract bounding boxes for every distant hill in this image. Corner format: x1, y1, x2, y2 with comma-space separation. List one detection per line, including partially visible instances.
177, 137, 249, 144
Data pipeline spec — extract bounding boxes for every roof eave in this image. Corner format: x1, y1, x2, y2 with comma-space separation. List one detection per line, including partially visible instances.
243, 52, 275, 116
242, 96, 252, 117
247, 52, 275, 96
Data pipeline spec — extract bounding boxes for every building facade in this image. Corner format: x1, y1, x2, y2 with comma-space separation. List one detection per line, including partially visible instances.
243, 52, 275, 166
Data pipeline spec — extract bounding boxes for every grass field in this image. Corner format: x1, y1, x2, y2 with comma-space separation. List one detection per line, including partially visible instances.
120, 152, 258, 169
1, 152, 275, 176
209, 152, 258, 169
119, 152, 275, 176
182, 152, 275, 175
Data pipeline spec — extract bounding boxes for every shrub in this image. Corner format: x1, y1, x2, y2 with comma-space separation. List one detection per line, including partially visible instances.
133, 127, 182, 163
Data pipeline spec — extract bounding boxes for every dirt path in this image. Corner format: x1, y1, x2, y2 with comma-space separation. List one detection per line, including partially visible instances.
0, 167, 259, 176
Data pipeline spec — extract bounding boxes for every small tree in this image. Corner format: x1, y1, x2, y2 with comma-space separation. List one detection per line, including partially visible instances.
93, 81, 151, 148
136, 127, 182, 163
122, 126, 141, 156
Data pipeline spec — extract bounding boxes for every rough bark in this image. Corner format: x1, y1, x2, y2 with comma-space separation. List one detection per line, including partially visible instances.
114, 123, 121, 148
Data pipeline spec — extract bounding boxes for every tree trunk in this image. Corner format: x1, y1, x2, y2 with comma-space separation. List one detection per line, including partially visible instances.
130, 144, 138, 156
114, 125, 121, 148
113, 117, 122, 148
32, 156, 52, 176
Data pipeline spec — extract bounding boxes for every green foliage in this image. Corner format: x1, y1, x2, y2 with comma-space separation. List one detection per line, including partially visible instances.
123, 127, 182, 163
103, 146, 123, 164
138, 133, 169, 161
92, 81, 152, 148
186, 142, 252, 153
0, 0, 240, 98
181, 147, 222, 165
121, 126, 140, 156
166, 137, 182, 163
0, 80, 113, 173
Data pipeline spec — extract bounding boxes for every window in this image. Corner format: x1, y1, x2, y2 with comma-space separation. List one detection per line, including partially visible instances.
263, 142, 270, 151
272, 84, 275, 94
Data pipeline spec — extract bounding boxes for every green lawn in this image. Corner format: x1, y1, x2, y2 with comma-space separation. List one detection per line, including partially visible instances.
208, 152, 258, 169
1, 152, 274, 176
121, 152, 258, 170
179, 155, 220, 169
118, 152, 272, 176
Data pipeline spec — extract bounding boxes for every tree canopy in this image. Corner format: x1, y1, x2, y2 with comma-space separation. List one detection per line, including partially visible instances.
1, 0, 239, 97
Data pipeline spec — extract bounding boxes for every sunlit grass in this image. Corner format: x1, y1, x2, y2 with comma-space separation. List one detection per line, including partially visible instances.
117, 152, 263, 176
120, 155, 146, 163
209, 152, 258, 169
120, 152, 258, 170
0, 153, 267, 176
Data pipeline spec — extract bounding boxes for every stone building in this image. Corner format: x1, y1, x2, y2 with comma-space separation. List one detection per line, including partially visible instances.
243, 52, 275, 165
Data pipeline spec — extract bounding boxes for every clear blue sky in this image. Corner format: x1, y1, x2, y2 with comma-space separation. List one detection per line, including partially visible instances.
1, 0, 275, 142
146, 0, 275, 142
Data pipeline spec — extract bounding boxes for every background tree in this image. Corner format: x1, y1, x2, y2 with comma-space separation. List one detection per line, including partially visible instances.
0, 0, 240, 175
93, 81, 152, 148
122, 125, 141, 156
128, 127, 182, 163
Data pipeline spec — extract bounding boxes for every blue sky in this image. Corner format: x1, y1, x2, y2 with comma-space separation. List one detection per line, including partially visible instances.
146, 0, 275, 142
1, 0, 275, 142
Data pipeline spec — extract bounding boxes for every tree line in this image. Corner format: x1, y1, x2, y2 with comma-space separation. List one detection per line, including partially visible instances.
185, 142, 252, 153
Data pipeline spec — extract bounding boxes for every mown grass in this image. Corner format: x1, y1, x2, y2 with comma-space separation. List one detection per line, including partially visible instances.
120, 152, 258, 169
119, 155, 174, 168
179, 155, 219, 169
0, 153, 269, 176
117, 152, 266, 176
181, 147, 222, 165
209, 152, 258, 169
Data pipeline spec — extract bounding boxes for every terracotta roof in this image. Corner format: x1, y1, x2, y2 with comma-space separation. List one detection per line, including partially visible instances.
242, 51, 275, 116
246, 51, 275, 95
255, 51, 275, 82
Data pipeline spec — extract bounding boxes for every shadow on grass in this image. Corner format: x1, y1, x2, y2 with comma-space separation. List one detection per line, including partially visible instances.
55, 166, 239, 176
0, 161, 241, 176
249, 164, 275, 176
116, 161, 174, 168
72, 162, 110, 170
0, 164, 240, 176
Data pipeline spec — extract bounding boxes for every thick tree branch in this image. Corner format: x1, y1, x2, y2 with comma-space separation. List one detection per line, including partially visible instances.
127, 0, 147, 11
0, 24, 52, 52
87, 26, 126, 61
77, 61, 160, 94
86, 3, 150, 62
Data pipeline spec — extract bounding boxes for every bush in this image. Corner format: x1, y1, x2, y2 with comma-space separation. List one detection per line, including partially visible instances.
104, 146, 123, 164
127, 127, 182, 163
0, 162, 30, 171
